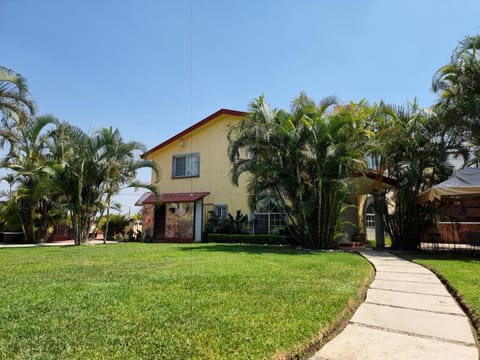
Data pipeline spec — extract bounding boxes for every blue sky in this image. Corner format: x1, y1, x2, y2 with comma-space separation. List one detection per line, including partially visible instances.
2, 0, 480, 214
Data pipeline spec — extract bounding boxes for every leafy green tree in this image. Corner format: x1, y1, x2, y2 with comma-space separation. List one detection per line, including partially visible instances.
302, 100, 370, 248
98, 213, 129, 239
0, 115, 58, 241
0, 67, 159, 245
48, 124, 104, 245
48, 123, 158, 245
433, 34, 480, 147
228, 93, 368, 248
0, 173, 17, 201
93, 127, 158, 243
0, 174, 22, 233
369, 102, 453, 250
0, 66, 36, 127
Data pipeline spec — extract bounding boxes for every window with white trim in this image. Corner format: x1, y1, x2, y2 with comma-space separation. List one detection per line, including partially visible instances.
172, 153, 200, 178
214, 204, 228, 219
252, 194, 288, 234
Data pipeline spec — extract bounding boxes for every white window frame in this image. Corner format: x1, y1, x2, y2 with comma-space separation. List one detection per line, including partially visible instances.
365, 213, 375, 229
214, 204, 228, 219
252, 212, 288, 234
172, 153, 200, 178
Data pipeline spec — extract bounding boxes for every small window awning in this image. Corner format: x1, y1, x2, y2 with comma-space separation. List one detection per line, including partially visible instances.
135, 192, 210, 205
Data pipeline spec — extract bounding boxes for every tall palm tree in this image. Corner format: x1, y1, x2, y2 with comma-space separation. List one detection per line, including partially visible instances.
49, 124, 158, 245
48, 123, 102, 244
370, 102, 453, 250
0, 66, 36, 128
0, 115, 58, 241
433, 34, 480, 146
228, 95, 304, 238
302, 99, 369, 248
0, 173, 17, 200
228, 93, 368, 248
93, 127, 158, 243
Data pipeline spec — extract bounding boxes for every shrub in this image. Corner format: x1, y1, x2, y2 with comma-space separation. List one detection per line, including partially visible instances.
98, 214, 129, 239
204, 210, 249, 234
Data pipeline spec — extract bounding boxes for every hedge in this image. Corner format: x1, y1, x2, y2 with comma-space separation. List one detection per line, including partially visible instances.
204, 233, 296, 246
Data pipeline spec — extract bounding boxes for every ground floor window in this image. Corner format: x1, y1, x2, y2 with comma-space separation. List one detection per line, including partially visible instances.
252, 212, 288, 234
214, 204, 228, 219
252, 194, 287, 234
365, 212, 375, 229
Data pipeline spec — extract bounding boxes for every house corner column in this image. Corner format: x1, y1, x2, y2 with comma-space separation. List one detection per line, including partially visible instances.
373, 191, 385, 249
193, 200, 203, 242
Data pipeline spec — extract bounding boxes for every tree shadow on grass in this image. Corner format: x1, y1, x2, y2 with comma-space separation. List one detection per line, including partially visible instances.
175, 243, 319, 255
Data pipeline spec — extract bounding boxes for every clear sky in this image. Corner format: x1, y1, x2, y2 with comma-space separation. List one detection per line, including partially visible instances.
2, 0, 480, 214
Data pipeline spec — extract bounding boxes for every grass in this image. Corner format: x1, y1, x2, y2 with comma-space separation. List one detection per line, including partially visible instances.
405, 252, 480, 339
365, 234, 392, 248
0, 243, 372, 359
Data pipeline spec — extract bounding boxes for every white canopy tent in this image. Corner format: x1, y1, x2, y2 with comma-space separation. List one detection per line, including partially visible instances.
418, 168, 480, 203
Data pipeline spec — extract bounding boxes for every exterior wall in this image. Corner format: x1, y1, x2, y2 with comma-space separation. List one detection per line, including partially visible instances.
142, 203, 155, 236
165, 202, 194, 239
437, 222, 480, 243
145, 113, 250, 224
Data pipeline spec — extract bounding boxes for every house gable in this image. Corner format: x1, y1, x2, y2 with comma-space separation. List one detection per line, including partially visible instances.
142, 108, 246, 159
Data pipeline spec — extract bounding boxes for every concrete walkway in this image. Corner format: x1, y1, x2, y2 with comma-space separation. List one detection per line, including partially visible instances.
311, 251, 479, 360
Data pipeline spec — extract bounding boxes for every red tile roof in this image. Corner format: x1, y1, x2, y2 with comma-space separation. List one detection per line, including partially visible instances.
136, 192, 210, 205
142, 108, 246, 158
352, 170, 397, 186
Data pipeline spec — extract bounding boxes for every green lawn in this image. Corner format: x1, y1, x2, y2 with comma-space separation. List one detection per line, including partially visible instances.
407, 253, 480, 337
0, 243, 372, 359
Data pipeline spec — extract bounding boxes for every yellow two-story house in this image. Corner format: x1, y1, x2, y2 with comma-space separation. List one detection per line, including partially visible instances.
137, 108, 395, 245
137, 109, 252, 242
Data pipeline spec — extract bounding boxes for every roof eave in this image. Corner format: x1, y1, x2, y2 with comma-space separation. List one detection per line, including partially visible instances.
141, 108, 246, 159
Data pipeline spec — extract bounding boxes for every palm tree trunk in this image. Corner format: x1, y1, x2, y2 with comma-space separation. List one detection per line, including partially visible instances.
75, 160, 84, 246
317, 176, 322, 248
104, 205, 110, 244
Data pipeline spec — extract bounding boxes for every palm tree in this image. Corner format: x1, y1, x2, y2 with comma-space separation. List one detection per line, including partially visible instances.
93, 127, 159, 243
48, 124, 158, 245
433, 34, 480, 146
302, 99, 370, 248
0, 66, 36, 128
228, 95, 304, 239
228, 93, 368, 248
48, 123, 103, 244
0, 68, 159, 245
370, 102, 453, 250
0, 173, 17, 200
0, 115, 58, 241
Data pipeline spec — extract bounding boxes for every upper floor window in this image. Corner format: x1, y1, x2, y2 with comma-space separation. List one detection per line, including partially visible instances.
172, 153, 200, 178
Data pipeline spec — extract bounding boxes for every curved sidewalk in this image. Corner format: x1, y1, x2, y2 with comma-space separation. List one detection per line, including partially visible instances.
311, 250, 479, 360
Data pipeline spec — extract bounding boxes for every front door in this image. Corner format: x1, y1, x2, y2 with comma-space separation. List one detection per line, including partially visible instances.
154, 205, 166, 239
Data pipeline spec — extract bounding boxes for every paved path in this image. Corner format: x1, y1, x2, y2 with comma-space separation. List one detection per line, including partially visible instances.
311, 251, 479, 360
